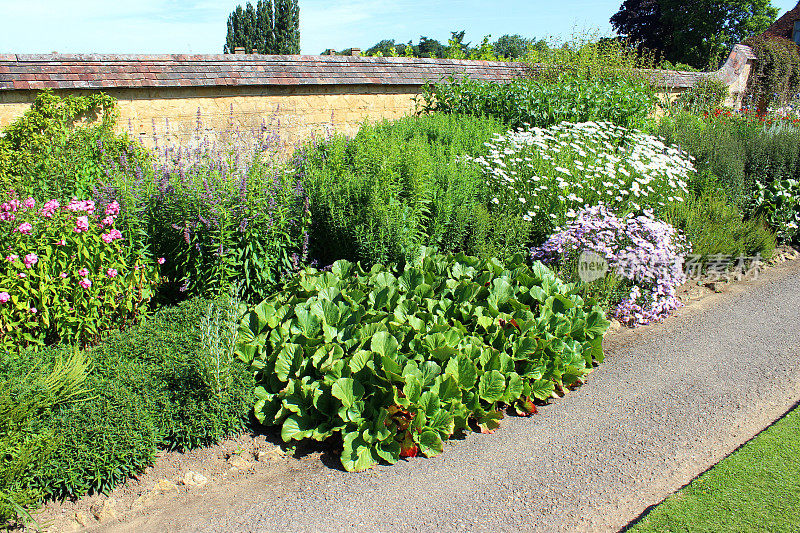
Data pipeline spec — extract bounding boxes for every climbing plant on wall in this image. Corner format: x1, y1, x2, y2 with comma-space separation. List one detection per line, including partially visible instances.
744, 34, 800, 110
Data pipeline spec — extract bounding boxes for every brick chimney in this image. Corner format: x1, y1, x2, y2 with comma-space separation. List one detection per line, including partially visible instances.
350, 48, 361, 57
234, 47, 245, 55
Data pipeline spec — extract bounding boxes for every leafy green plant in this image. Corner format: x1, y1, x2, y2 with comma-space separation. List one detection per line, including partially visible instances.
0, 90, 147, 199
236, 248, 609, 472
295, 113, 509, 267
0, 193, 160, 351
418, 73, 656, 130
198, 288, 246, 395
751, 178, 800, 244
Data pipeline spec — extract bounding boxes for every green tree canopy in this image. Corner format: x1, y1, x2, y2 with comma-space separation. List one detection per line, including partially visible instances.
611, 0, 778, 69
492, 34, 548, 59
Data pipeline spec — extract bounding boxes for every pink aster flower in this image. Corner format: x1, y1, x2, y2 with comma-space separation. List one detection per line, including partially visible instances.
55, 239, 66, 246
23, 197, 35, 209
15, 222, 33, 234
29, 307, 37, 314
77, 267, 89, 277
158, 257, 166, 265
106, 268, 118, 278
6, 254, 18, 263
74, 215, 90, 233
60, 272, 68, 278
0, 292, 9, 303
79, 278, 92, 289
101, 229, 123, 243
101, 215, 115, 227
40, 199, 60, 218
105, 201, 120, 216
23, 253, 38, 268
18, 272, 26, 278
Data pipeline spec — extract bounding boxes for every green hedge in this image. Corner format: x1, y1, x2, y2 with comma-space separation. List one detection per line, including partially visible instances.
417, 73, 656, 129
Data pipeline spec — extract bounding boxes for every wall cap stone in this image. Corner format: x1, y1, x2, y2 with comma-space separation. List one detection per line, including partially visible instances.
0, 45, 755, 92
0, 53, 530, 91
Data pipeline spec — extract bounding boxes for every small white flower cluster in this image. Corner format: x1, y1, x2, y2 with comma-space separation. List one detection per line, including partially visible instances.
467, 121, 695, 227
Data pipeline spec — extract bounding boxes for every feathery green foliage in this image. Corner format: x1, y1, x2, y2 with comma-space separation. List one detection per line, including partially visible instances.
0, 349, 91, 526
294, 113, 517, 268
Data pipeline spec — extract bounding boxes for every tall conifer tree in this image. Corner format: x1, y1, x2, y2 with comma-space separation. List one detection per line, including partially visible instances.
224, 0, 298, 55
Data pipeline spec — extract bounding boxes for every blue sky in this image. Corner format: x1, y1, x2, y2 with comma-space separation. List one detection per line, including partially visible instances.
0, 0, 797, 55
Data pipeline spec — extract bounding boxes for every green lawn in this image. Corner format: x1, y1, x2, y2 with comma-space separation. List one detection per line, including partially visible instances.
628, 404, 800, 533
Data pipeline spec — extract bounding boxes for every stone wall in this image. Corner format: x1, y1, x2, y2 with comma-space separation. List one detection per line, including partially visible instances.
0, 84, 419, 149
0, 47, 756, 149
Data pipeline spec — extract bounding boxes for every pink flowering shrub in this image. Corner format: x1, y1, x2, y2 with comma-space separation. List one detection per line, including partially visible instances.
0, 191, 161, 349
532, 205, 689, 326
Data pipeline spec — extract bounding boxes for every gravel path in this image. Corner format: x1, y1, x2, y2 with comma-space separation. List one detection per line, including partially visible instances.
107, 259, 800, 533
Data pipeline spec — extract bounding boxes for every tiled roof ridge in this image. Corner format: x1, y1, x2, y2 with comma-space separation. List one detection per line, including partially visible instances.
0, 54, 530, 91
0, 53, 520, 64
0, 46, 755, 91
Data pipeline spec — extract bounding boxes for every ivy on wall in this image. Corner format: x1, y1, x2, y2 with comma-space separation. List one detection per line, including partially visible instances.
744, 34, 800, 110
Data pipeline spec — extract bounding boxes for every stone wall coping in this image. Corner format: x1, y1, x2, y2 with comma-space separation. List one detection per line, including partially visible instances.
0, 45, 755, 92
0, 54, 530, 91
640, 44, 756, 88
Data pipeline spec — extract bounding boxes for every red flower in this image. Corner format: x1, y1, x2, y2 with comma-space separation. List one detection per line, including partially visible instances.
400, 444, 419, 458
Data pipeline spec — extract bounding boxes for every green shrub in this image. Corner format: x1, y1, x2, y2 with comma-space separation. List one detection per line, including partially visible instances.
417, 73, 657, 129
672, 76, 729, 115
1, 295, 254, 509
0, 349, 90, 526
236, 248, 609, 472
92, 295, 255, 451
664, 194, 776, 260
28, 371, 159, 500
296, 113, 516, 267
0, 90, 149, 199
